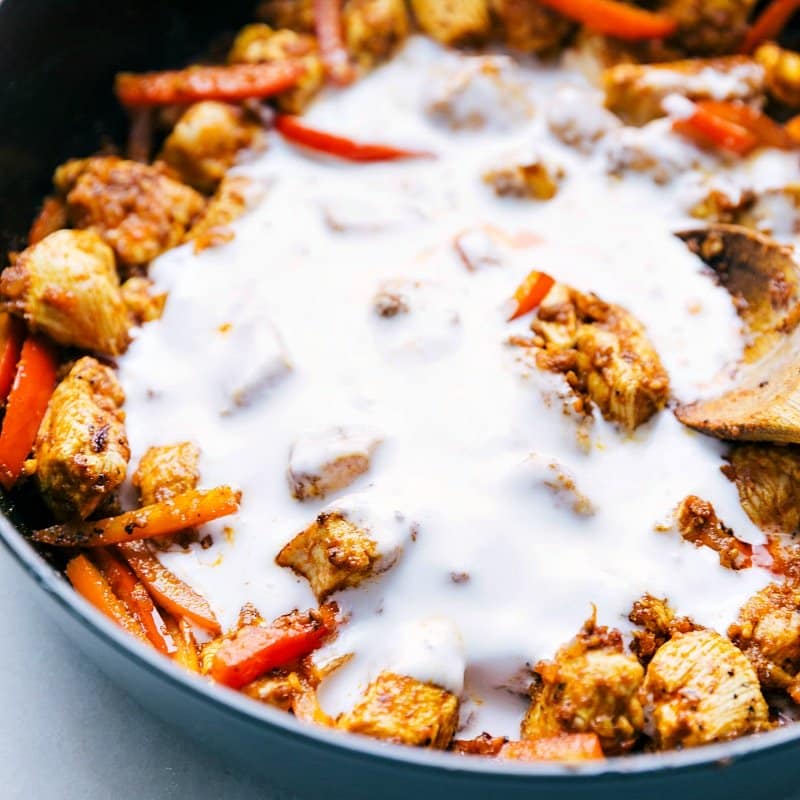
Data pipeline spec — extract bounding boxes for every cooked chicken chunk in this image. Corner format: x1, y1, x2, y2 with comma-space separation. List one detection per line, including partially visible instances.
410, 0, 490, 45
132, 442, 200, 506
120, 277, 166, 325
277, 496, 408, 599
729, 582, 800, 703
288, 425, 383, 500
722, 444, 800, 534
229, 25, 325, 114
660, 0, 758, 57
603, 56, 765, 126
688, 186, 754, 226
483, 151, 565, 201
756, 42, 800, 108
34, 357, 129, 520
343, 0, 409, 68
159, 102, 264, 193
641, 629, 770, 749
522, 616, 645, 754
628, 594, 700, 666
490, 0, 574, 55
531, 284, 670, 431
0, 229, 131, 355
54, 156, 205, 268
338, 672, 459, 748
674, 495, 753, 569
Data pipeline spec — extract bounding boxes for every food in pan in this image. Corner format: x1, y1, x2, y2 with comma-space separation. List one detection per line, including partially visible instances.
6, 0, 800, 763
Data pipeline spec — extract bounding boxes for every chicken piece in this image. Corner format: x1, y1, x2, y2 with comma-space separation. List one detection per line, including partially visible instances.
120, 277, 166, 325
674, 495, 753, 569
276, 494, 408, 599
338, 672, 459, 748
722, 444, 800, 534
729, 582, 800, 703
409, 0, 490, 46
531, 284, 670, 431
426, 55, 533, 131
132, 442, 200, 506
158, 102, 265, 194
688, 187, 754, 225
228, 24, 325, 114
660, 0, 758, 57
451, 733, 508, 756
641, 629, 770, 749
522, 615, 645, 754
33, 357, 129, 521
187, 175, 264, 253
242, 669, 304, 712
546, 87, 621, 153
54, 156, 205, 269
288, 425, 383, 501
755, 42, 800, 108
603, 56, 765, 126
343, 0, 409, 68
490, 0, 574, 55
0, 229, 131, 355
256, 0, 314, 32
628, 594, 700, 666
483, 152, 565, 201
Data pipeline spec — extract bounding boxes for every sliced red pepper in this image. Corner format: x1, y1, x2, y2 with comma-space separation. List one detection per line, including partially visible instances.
741, 0, 800, 54
313, 0, 356, 86
275, 114, 433, 162
0, 316, 24, 407
0, 336, 57, 489
115, 61, 306, 107
536, 0, 678, 40
162, 613, 201, 672
673, 106, 759, 156
699, 101, 798, 150
211, 605, 337, 689
508, 270, 555, 321
500, 734, 605, 761
94, 547, 175, 654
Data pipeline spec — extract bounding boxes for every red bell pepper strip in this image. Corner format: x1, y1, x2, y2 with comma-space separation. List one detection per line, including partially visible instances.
115, 61, 306, 107
162, 613, 201, 672
700, 101, 798, 150
673, 105, 759, 156
499, 734, 605, 761
275, 115, 433, 162
0, 316, 24, 407
118, 540, 221, 634
536, 0, 678, 40
31, 486, 241, 548
0, 336, 57, 490
313, 0, 356, 86
508, 270, 555, 321
211, 605, 337, 689
741, 0, 800, 54
94, 547, 175, 654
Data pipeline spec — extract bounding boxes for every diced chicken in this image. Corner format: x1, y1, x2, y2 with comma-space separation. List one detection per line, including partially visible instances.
228, 25, 325, 114
522, 615, 645, 754
688, 186, 753, 225
159, 102, 265, 193
722, 444, 800, 534
640, 629, 770, 750
546, 87, 621, 153
276, 493, 410, 600
120, 277, 166, 325
603, 118, 704, 184
54, 156, 205, 268
756, 42, 800, 108
729, 582, 800, 703
603, 56, 765, 126
188, 175, 266, 253
483, 150, 565, 201
337, 671, 459, 748
659, 0, 758, 57
490, 0, 575, 55
531, 283, 670, 431
409, 0, 490, 46
426, 56, 533, 132
132, 442, 200, 506
674, 495, 753, 569
34, 357, 130, 520
343, 0, 410, 68
522, 452, 595, 516
256, 0, 314, 32
243, 669, 306, 712
0, 229, 131, 355
288, 425, 383, 501
628, 594, 700, 666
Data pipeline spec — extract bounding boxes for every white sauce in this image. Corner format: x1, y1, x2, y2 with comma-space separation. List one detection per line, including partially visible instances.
117, 37, 793, 738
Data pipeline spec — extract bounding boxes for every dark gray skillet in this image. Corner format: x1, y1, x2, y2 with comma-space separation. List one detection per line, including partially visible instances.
2, 1, 800, 796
